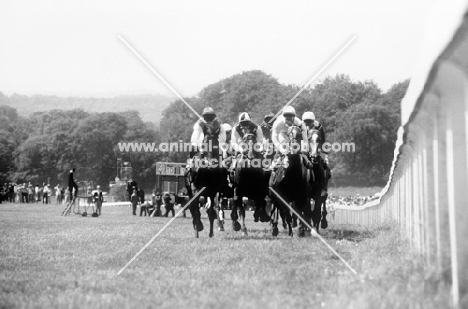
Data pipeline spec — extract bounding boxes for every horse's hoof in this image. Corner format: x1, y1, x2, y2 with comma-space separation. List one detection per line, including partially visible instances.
218, 221, 225, 232
272, 227, 279, 237
242, 227, 248, 237
195, 221, 204, 232
209, 232, 213, 238
232, 221, 241, 232
298, 229, 305, 238
311, 227, 319, 236
321, 218, 328, 229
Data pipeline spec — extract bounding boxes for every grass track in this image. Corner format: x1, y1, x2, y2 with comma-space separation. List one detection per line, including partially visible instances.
0, 203, 452, 309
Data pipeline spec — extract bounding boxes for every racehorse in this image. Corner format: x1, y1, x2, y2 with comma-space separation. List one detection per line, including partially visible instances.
269, 125, 312, 237
231, 133, 268, 236
185, 133, 226, 238
307, 128, 329, 234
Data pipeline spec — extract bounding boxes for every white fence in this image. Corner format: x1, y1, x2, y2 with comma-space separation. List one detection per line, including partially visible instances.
331, 2, 468, 306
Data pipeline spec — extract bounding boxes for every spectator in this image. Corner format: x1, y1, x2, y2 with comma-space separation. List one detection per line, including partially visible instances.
151, 191, 162, 217
94, 185, 103, 215
28, 183, 34, 203
55, 184, 62, 205
163, 193, 175, 217
35, 184, 40, 203
131, 189, 139, 216
42, 183, 48, 204
47, 184, 52, 204
21, 183, 29, 203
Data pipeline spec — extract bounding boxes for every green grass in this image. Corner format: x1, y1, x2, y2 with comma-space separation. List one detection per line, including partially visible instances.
0, 203, 453, 309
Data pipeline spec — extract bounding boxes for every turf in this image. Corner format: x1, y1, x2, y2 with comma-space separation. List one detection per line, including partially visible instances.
0, 203, 452, 309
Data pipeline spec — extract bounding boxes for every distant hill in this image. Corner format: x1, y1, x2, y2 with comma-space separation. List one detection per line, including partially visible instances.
0, 92, 175, 124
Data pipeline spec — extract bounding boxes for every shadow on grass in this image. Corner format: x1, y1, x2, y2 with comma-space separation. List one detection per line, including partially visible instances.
326, 227, 376, 243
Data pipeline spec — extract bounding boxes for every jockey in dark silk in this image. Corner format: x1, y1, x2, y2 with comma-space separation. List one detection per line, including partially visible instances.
190, 107, 226, 159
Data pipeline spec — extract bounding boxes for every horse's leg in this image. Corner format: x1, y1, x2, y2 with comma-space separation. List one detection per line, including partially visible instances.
311, 195, 322, 235
257, 198, 269, 223
217, 194, 225, 232
321, 196, 328, 229
292, 201, 305, 237
296, 200, 306, 238
286, 207, 293, 237
240, 198, 248, 237
189, 193, 203, 238
207, 196, 217, 238
231, 189, 240, 231
303, 197, 313, 236
271, 201, 279, 237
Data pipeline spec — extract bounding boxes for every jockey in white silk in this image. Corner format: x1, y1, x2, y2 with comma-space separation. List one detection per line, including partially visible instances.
231, 112, 264, 155
271, 106, 308, 155
220, 123, 233, 158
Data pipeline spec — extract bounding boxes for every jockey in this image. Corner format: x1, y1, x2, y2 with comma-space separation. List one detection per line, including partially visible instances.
190, 107, 226, 159
302, 111, 331, 196
260, 112, 275, 158
260, 112, 274, 141
271, 106, 308, 157
231, 112, 264, 159
221, 123, 234, 158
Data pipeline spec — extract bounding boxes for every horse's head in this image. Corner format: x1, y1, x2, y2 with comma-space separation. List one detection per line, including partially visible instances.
201, 133, 215, 160
308, 129, 321, 158
287, 125, 302, 154
242, 133, 257, 159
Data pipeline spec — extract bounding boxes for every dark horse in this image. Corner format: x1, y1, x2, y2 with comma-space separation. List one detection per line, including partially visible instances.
307, 128, 329, 234
269, 125, 312, 237
231, 133, 268, 236
185, 134, 227, 238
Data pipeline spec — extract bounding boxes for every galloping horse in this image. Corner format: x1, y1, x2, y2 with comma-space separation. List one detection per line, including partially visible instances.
231, 133, 268, 236
269, 125, 312, 237
307, 128, 329, 234
185, 133, 226, 238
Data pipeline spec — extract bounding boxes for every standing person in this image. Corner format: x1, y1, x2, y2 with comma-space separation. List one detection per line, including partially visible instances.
130, 188, 139, 216
151, 191, 162, 217
42, 183, 48, 204
68, 168, 78, 202
47, 184, 52, 204
163, 193, 175, 217
8, 183, 14, 203
28, 183, 34, 204
35, 184, 40, 203
21, 183, 28, 203
94, 185, 103, 215
54, 184, 62, 205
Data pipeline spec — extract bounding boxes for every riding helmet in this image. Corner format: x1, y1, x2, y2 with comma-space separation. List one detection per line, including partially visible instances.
238, 112, 251, 124
302, 111, 315, 121
282, 106, 296, 117
264, 112, 275, 121
221, 123, 232, 132
202, 107, 216, 115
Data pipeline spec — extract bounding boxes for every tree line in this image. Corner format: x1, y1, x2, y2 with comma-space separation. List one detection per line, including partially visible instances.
0, 70, 408, 188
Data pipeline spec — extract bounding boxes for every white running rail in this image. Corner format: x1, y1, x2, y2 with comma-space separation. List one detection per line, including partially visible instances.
331, 1, 468, 306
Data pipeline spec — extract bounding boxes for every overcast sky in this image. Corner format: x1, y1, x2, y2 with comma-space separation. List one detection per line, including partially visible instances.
0, 0, 432, 98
